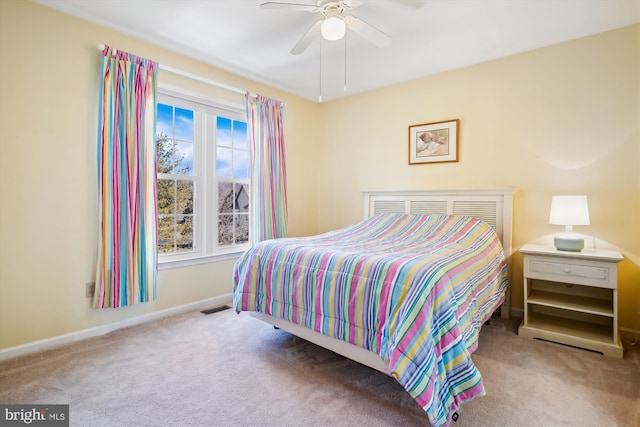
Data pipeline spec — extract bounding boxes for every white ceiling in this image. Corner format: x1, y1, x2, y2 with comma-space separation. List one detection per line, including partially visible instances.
33, 0, 640, 102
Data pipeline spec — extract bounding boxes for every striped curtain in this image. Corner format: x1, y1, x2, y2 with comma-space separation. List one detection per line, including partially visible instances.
94, 46, 159, 308
245, 94, 288, 243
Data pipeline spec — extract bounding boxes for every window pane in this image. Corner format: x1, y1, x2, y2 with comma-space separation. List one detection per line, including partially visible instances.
218, 214, 233, 246
233, 149, 248, 179
176, 216, 193, 251
156, 103, 173, 137
243, 184, 251, 212
176, 180, 194, 215
217, 117, 232, 147
157, 179, 175, 215
175, 107, 194, 141
235, 183, 249, 213
218, 182, 233, 214
218, 183, 249, 246
157, 179, 195, 254
235, 213, 249, 244
175, 141, 194, 175
233, 120, 247, 149
216, 147, 232, 178
158, 216, 175, 253
156, 135, 175, 174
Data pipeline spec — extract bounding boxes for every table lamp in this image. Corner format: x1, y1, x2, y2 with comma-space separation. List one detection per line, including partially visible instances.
549, 195, 590, 252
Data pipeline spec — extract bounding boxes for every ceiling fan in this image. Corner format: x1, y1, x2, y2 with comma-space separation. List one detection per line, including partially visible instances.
260, 1, 392, 55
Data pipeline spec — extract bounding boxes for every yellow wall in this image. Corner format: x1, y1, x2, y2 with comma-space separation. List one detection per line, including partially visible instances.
0, 0, 638, 350
318, 25, 640, 331
0, 0, 320, 349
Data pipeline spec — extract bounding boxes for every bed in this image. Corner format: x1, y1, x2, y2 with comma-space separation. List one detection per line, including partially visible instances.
232, 188, 516, 427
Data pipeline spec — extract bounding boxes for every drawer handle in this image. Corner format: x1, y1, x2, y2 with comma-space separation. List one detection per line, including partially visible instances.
563, 268, 571, 274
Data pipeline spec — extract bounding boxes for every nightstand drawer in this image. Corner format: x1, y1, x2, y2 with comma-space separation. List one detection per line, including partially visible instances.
525, 256, 616, 289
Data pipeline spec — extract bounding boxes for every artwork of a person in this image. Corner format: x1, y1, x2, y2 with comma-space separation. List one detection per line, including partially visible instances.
416, 130, 449, 157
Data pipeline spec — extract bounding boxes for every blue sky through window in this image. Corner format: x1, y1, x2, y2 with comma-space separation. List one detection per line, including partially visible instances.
157, 103, 194, 175
216, 117, 248, 179
156, 103, 247, 178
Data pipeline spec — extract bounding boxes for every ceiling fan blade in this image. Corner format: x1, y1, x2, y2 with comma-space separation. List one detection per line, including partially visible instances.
260, 2, 319, 12
290, 20, 322, 55
387, 0, 426, 8
342, 0, 366, 9
344, 15, 392, 48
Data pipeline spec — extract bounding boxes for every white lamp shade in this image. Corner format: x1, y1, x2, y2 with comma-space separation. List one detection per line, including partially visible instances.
321, 16, 346, 41
549, 195, 590, 226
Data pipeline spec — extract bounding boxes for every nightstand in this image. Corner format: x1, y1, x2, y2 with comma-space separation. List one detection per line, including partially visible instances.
518, 243, 624, 358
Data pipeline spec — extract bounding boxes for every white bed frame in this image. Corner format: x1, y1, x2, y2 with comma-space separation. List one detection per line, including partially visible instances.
252, 187, 516, 374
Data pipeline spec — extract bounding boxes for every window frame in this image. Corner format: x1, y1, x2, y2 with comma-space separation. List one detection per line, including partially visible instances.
156, 84, 250, 269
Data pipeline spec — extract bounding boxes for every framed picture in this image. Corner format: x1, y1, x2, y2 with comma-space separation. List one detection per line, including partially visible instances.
408, 119, 459, 164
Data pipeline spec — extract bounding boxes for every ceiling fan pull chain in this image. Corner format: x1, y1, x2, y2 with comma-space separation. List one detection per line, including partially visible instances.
319, 37, 323, 103
344, 32, 347, 93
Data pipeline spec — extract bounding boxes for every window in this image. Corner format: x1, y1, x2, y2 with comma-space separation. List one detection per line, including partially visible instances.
156, 89, 249, 266
216, 117, 250, 246
156, 104, 195, 253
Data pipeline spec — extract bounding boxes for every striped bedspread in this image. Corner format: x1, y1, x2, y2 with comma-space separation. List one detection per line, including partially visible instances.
232, 213, 508, 427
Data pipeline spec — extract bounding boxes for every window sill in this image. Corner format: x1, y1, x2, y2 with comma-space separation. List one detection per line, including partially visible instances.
158, 250, 245, 270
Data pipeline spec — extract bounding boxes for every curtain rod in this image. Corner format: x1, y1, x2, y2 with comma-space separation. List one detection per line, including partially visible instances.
97, 44, 251, 97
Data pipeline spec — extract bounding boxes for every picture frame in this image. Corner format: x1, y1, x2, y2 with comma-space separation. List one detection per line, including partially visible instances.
408, 119, 459, 164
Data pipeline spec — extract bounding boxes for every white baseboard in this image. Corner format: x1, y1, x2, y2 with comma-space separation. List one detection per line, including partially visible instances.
0, 294, 233, 362
3, 297, 634, 362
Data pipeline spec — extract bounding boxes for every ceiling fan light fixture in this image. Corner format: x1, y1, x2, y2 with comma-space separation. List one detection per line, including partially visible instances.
321, 16, 346, 41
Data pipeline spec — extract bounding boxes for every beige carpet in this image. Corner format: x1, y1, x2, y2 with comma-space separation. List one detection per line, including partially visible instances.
1, 308, 639, 427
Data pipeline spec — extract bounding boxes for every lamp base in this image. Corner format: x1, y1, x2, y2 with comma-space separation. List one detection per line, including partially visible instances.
554, 235, 584, 252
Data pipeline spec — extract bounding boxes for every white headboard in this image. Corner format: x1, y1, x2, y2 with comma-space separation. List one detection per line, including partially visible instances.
362, 187, 517, 318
